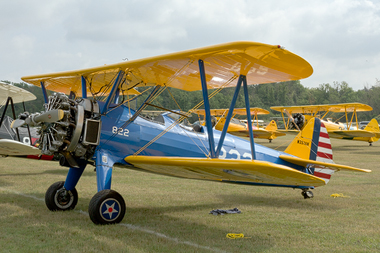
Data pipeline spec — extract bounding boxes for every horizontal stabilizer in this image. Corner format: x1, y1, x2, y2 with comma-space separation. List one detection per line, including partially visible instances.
279, 155, 371, 173
125, 156, 326, 187
227, 130, 286, 139
0, 139, 41, 156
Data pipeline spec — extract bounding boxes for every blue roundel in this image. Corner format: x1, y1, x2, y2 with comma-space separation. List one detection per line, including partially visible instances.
100, 198, 120, 221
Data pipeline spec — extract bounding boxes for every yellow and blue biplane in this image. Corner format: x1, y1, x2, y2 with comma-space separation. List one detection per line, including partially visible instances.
271, 103, 380, 145
193, 108, 285, 142
2, 42, 370, 225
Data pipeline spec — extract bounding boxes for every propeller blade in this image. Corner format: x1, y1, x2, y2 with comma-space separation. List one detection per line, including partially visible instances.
33, 109, 65, 123
11, 119, 26, 128
284, 109, 300, 131
11, 109, 65, 128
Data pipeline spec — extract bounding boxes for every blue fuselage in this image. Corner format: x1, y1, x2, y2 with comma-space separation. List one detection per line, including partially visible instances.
96, 102, 297, 171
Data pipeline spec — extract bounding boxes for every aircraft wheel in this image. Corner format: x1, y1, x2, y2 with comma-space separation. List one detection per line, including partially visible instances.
88, 189, 126, 225
301, 190, 314, 199
45, 181, 78, 211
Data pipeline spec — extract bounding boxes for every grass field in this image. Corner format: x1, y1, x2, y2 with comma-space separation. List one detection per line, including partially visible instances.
0, 135, 379, 252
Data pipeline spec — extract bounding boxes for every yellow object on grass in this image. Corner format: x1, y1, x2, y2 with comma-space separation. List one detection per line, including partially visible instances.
226, 233, 250, 239
330, 193, 350, 198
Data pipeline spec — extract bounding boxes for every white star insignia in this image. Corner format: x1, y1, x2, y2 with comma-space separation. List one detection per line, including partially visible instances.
102, 202, 119, 219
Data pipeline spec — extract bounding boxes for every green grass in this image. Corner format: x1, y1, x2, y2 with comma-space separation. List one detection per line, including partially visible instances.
0, 136, 380, 252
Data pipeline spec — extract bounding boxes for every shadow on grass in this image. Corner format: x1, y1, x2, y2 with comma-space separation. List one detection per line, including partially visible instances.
0, 169, 68, 177
0, 168, 97, 178
214, 193, 339, 211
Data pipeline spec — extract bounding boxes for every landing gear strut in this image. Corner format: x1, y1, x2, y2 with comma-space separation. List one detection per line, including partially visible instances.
301, 189, 313, 199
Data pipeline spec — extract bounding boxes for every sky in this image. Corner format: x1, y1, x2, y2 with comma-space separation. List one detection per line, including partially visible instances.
1, 0, 379, 91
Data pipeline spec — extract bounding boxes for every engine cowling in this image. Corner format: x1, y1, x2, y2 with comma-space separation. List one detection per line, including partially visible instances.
36, 92, 101, 167
290, 113, 305, 130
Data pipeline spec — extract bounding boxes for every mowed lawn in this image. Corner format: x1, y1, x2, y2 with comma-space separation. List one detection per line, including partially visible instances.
0, 135, 379, 252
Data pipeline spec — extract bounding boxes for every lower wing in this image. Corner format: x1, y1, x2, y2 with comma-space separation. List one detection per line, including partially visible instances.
328, 130, 376, 138
124, 156, 326, 186
0, 139, 41, 156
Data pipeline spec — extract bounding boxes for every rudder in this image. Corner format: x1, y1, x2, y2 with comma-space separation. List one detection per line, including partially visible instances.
284, 117, 335, 183
265, 120, 278, 131
364, 118, 379, 132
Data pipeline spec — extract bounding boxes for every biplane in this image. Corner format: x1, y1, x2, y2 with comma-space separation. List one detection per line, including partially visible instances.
0, 81, 43, 156
271, 103, 380, 145
192, 108, 285, 142
4, 42, 370, 225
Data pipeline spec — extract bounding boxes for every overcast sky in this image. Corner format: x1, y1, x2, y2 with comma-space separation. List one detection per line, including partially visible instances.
1, 0, 379, 90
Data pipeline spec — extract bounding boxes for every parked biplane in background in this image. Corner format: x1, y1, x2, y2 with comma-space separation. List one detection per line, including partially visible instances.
0, 81, 43, 156
271, 103, 380, 145
3, 42, 370, 225
193, 108, 285, 142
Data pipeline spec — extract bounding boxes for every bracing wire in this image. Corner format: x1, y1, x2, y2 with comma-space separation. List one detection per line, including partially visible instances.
133, 75, 238, 156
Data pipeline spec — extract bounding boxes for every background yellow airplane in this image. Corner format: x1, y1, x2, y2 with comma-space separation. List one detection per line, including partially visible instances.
193, 108, 285, 142
271, 103, 380, 145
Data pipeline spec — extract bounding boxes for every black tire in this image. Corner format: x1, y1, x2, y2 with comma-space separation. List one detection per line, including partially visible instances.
45, 181, 78, 211
88, 190, 126, 225
301, 190, 314, 199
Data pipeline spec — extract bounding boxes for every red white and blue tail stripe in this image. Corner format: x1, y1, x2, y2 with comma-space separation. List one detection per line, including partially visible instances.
310, 120, 335, 184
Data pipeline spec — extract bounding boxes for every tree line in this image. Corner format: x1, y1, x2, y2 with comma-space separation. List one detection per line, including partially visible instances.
137, 80, 380, 122
3, 79, 380, 122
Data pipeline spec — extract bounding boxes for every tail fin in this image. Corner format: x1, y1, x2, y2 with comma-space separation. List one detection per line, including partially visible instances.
284, 117, 335, 183
265, 120, 278, 131
364, 118, 379, 132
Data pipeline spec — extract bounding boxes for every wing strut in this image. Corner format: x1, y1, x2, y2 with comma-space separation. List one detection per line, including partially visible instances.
215, 75, 243, 157
0, 96, 21, 142
242, 75, 256, 159
198, 59, 216, 158
102, 70, 125, 114
81, 76, 87, 99
40, 81, 48, 103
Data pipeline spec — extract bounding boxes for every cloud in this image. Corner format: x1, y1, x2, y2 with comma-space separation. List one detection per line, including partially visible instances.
1, 0, 379, 90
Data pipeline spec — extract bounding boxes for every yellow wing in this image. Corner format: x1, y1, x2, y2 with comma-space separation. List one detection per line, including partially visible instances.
271, 103, 372, 114
193, 107, 270, 116
124, 156, 325, 186
328, 130, 376, 138
21, 41, 313, 95
226, 129, 285, 139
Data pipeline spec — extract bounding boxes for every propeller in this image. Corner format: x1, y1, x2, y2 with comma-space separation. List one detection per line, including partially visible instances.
283, 109, 302, 131
11, 109, 65, 128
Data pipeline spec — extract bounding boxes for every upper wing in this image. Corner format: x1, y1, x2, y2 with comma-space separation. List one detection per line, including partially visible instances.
327, 103, 372, 113
193, 107, 270, 116
271, 105, 330, 114
21, 41, 313, 95
0, 82, 36, 104
271, 103, 372, 114
124, 156, 325, 186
